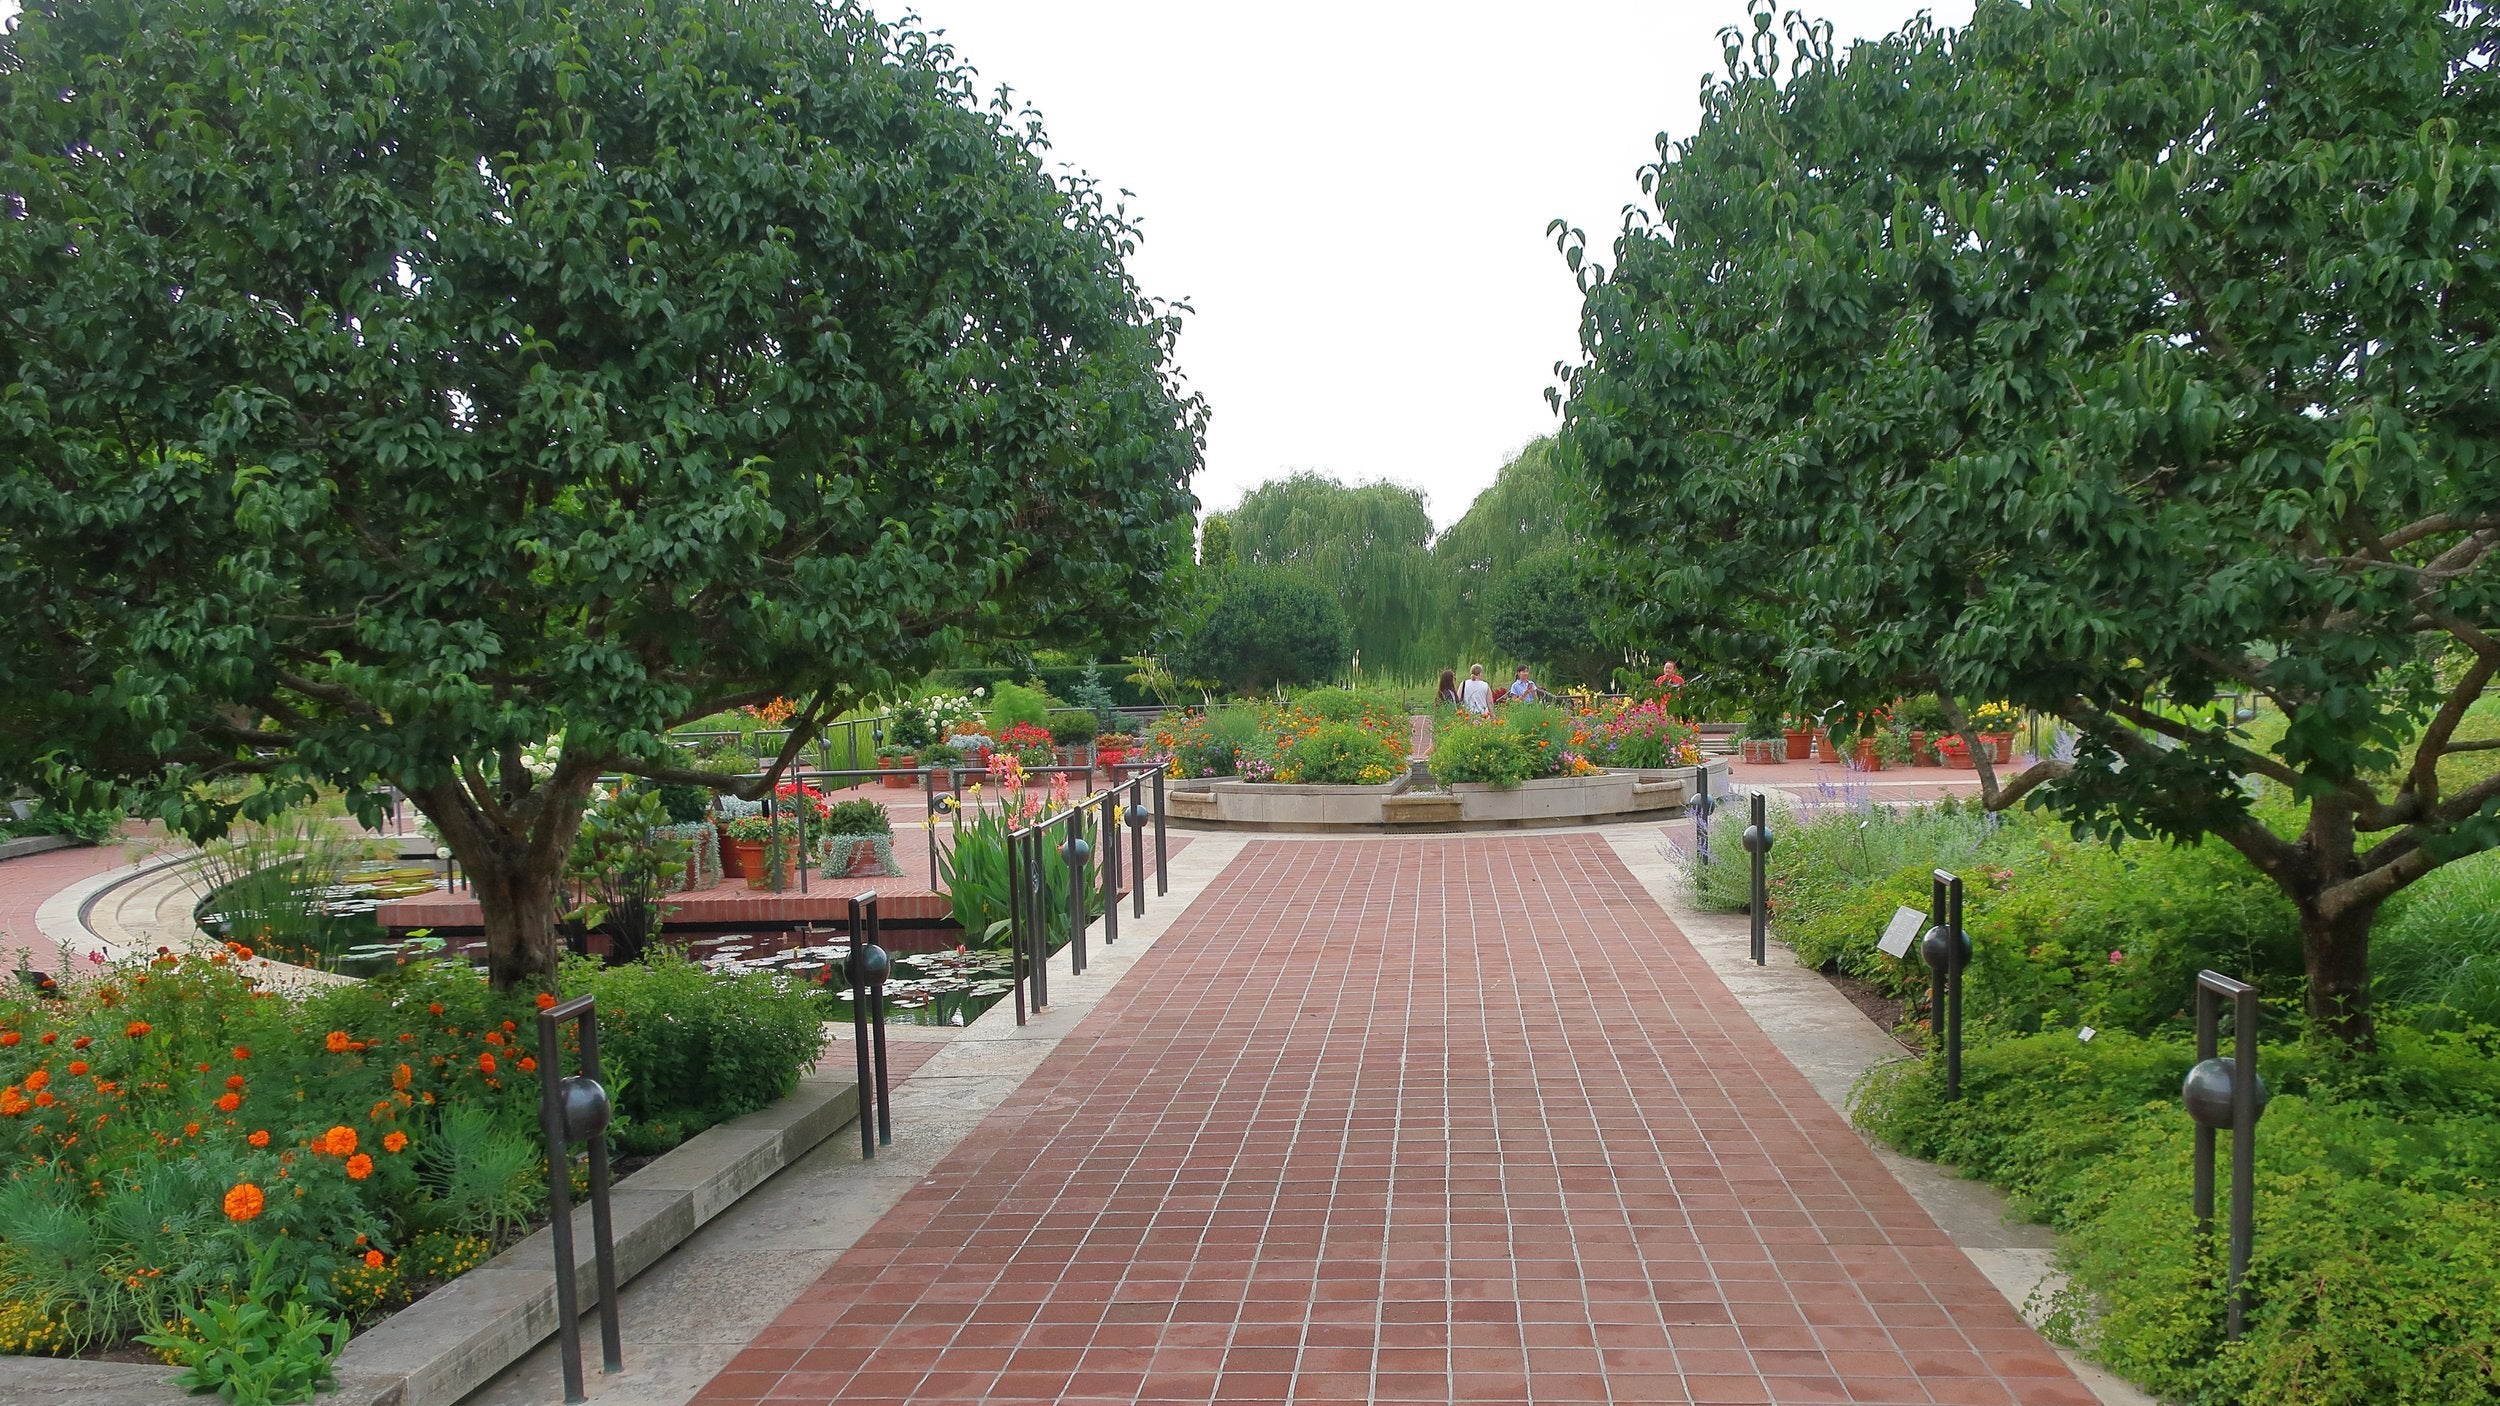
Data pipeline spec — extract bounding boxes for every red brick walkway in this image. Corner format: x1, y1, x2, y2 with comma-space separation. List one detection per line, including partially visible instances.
0, 835, 167, 972
696, 836, 2092, 1406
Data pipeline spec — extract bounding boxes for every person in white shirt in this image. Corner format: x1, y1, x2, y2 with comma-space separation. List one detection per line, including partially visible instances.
1458, 664, 1494, 716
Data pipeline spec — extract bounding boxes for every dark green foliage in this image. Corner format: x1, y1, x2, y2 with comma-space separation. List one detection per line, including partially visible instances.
0, 0, 1202, 986
819, 799, 892, 838
2371, 851, 2500, 1027
561, 789, 690, 966
1560, 0, 2500, 1044
1428, 437, 1598, 663
1485, 548, 1615, 687
1227, 474, 1437, 677
1046, 713, 1099, 745
560, 952, 826, 1155
1171, 568, 1351, 694
1854, 1027, 2500, 1405
642, 783, 713, 827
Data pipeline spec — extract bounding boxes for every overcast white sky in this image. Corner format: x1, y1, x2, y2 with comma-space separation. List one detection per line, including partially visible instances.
891, 2, 1974, 530
0, 0, 1974, 530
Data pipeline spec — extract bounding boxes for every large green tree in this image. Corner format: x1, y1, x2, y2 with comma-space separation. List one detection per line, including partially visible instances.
0, 0, 1202, 985
1560, 0, 2500, 1044
1169, 567, 1350, 695
1486, 547, 1616, 687
1227, 472, 1440, 676
1427, 437, 1594, 661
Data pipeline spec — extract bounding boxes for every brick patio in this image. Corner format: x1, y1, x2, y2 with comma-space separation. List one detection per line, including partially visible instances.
693, 835, 2093, 1406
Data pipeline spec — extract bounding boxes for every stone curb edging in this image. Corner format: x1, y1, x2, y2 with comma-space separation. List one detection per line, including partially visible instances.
32, 847, 200, 967
0, 834, 84, 861
0, 1069, 860, 1406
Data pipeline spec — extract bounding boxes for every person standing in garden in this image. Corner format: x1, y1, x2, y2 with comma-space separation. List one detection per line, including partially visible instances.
1508, 665, 1545, 703
1459, 665, 1494, 716
1437, 669, 1460, 707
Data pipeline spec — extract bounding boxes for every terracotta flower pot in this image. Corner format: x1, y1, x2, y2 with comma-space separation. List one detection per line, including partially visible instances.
1853, 737, 1883, 771
1811, 729, 1839, 764
716, 824, 747, 878
1784, 729, 1812, 761
1983, 733, 2013, 763
1909, 731, 1937, 766
880, 761, 916, 789
724, 837, 767, 882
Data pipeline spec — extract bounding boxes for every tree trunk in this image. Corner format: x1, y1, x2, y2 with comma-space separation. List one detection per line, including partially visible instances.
469, 860, 567, 988
2297, 897, 2380, 1050
408, 769, 597, 990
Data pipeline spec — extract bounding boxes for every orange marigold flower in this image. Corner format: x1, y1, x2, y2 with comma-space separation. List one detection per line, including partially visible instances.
536, 992, 558, 1010
0, 1088, 28, 1117
226, 1074, 246, 1091
321, 1125, 358, 1156
248, 1129, 271, 1147
325, 1031, 351, 1053
502, 1020, 517, 1032
33, 1090, 54, 1108
427, 1003, 445, 1016
24, 1069, 48, 1093
483, 1030, 504, 1046
345, 1154, 374, 1180
38, 1031, 56, 1045
382, 1131, 409, 1153
67, 1061, 87, 1076
477, 1053, 497, 1074
364, 1249, 385, 1269
124, 1021, 151, 1038
223, 1182, 266, 1221
231, 1046, 249, 1060
216, 1092, 242, 1112
391, 1063, 412, 1091
183, 1121, 201, 1137
72, 1035, 91, 1050
518, 1056, 538, 1072
368, 1100, 393, 1122
0, 1031, 17, 1047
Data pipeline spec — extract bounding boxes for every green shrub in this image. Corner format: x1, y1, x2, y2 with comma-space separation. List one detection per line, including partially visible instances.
1046, 712, 1099, 744
1274, 723, 1404, 786
2372, 850, 2500, 1027
1289, 687, 1406, 727
1853, 1026, 2500, 1405
819, 799, 891, 837
986, 681, 1053, 737
1429, 722, 1536, 787
558, 952, 826, 1154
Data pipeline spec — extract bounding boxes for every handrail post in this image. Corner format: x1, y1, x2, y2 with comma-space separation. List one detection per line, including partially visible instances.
1100, 788, 1120, 947
1152, 767, 1168, 896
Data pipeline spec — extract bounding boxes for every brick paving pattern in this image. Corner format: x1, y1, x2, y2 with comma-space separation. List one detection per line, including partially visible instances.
697, 835, 2093, 1406
0, 835, 167, 972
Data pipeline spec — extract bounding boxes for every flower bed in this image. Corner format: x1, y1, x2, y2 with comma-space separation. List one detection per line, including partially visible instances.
0, 947, 824, 1363
1433, 699, 1698, 787
1149, 690, 1409, 784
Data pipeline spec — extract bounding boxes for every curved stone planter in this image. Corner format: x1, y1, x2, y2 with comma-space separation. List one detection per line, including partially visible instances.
1164, 759, 1729, 831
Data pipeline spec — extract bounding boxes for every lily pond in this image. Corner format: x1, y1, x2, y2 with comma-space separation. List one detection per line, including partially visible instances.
703, 942, 1016, 1026
196, 858, 446, 973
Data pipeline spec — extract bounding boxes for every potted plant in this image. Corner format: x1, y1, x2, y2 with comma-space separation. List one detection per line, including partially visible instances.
875, 743, 917, 788
1900, 694, 1949, 764
1738, 709, 1785, 765
1047, 712, 1099, 767
1934, 733, 1975, 769
721, 814, 796, 890
1971, 700, 2021, 762
1783, 713, 1814, 761
1873, 724, 1915, 771
1811, 726, 1841, 764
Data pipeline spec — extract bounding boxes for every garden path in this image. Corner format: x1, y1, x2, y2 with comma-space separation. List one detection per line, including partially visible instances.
0, 831, 171, 973
692, 834, 2094, 1406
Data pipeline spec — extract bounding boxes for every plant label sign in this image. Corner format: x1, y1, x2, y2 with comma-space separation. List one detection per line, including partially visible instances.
1878, 907, 1924, 959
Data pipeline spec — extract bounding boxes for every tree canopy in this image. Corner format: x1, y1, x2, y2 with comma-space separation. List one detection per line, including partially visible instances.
1226, 472, 1439, 676
1559, 0, 2500, 1044
1486, 547, 1615, 687
1427, 437, 1593, 663
1170, 567, 1351, 695
0, 0, 1202, 983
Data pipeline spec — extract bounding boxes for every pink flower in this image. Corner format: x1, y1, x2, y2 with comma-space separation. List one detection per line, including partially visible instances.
2109, 950, 2125, 964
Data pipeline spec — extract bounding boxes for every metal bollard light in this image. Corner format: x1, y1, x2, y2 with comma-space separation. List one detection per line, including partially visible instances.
1126, 776, 1149, 918
535, 996, 622, 1404
846, 893, 892, 1156
1921, 869, 1970, 1100
1063, 813, 1091, 976
1694, 780, 1716, 868
1739, 792, 1774, 966
2184, 970, 2268, 1340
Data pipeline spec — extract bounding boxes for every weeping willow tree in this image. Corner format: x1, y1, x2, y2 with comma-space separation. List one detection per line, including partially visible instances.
1227, 474, 1442, 677
1429, 438, 1596, 662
